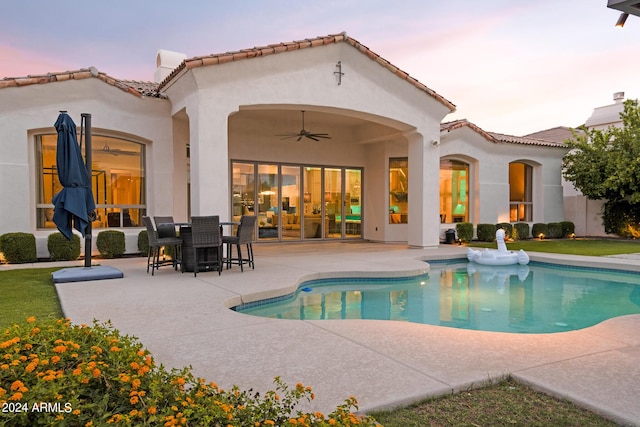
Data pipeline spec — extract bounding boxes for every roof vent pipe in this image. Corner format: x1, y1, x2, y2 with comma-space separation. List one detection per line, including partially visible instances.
613, 92, 625, 103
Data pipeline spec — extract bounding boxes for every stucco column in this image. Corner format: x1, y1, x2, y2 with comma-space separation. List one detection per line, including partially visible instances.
407, 132, 440, 247
187, 101, 230, 220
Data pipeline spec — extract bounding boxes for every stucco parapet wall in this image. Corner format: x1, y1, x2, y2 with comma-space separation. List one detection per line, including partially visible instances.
159, 32, 456, 112
0, 67, 165, 99
442, 119, 568, 148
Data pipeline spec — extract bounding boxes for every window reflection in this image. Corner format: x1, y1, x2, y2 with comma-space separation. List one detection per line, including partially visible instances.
389, 158, 408, 223
36, 134, 146, 228
440, 159, 469, 223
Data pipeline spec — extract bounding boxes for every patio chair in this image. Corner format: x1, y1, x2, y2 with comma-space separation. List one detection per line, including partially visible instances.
154, 216, 181, 266
142, 216, 183, 275
191, 215, 223, 277
223, 215, 256, 272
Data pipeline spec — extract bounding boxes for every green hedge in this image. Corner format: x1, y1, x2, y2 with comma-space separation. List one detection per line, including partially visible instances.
547, 222, 563, 239
456, 222, 474, 242
0, 232, 37, 264
138, 230, 149, 256
513, 222, 530, 240
560, 221, 575, 237
47, 232, 81, 261
532, 223, 548, 239
476, 223, 496, 242
496, 222, 513, 237
96, 230, 126, 258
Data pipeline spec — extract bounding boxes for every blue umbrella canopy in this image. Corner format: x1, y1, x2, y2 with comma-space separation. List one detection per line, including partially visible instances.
52, 112, 96, 240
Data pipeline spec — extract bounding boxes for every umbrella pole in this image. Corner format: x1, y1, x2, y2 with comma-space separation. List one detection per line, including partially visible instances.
82, 113, 92, 268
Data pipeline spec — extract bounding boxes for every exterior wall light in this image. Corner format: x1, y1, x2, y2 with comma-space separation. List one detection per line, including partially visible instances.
616, 12, 629, 27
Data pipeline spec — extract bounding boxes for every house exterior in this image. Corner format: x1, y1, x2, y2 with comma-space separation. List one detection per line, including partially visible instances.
0, 33, 568, 258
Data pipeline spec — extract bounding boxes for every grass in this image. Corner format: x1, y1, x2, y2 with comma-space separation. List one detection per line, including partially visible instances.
0, 267, 64, 329
468, 238, 640, 256
370, 377, 619, 427
0, 262, 625, 426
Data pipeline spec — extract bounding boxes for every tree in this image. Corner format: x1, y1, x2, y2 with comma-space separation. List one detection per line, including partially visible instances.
563, 99, 640, 237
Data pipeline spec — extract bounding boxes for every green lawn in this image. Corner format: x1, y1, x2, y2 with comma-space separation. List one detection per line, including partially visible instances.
468, 238, 640, 256
0, 267, 64, 329
371, 377, 618, 427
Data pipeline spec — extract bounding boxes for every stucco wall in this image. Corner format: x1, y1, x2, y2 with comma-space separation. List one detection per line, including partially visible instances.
0, 78, 172, 256
440, 126, 566, 235
164, 41, 451, 247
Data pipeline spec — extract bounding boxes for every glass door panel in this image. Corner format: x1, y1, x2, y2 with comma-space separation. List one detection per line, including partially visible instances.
345, 169, 362, 238
303, 167, 322, 239
281, 165, 301, 240
231, 163, 255, 235
257, 164, 279, 240
325, 168, 342, 239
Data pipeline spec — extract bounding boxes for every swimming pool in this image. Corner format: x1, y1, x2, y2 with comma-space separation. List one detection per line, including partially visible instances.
233, 261, 640, 333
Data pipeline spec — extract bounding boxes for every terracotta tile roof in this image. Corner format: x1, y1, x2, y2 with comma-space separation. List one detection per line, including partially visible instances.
158, 32, 456, 111
441, 119, 567, 148
524, 126, 583, 143
489, 131, 568, 148
0, 67, 164, 98
441, 119, 495, 142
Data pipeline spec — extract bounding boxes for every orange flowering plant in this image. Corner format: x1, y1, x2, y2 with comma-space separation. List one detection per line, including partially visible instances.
0, 317, 379, 426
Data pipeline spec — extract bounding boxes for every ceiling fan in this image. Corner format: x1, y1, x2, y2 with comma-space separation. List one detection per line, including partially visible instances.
277, 110, 331, 141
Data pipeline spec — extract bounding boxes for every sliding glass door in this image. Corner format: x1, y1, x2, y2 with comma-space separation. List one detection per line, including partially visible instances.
231, 161, 362, 241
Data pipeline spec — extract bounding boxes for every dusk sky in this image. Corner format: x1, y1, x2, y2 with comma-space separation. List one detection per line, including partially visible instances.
2, 0, 638, 136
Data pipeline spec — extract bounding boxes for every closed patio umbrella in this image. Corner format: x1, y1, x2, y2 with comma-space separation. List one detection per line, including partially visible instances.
51, 112, 123, 283
52, 111, 96, 240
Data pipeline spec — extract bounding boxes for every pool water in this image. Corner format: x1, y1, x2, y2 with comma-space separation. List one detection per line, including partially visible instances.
234, 261, 640, 333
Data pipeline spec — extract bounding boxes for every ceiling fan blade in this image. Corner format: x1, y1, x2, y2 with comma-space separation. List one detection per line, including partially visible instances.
306, 135, 320, 141
297, 135, 303, 141
308, 133, 331, 139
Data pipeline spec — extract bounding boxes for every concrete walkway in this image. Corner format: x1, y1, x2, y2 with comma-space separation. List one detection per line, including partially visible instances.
39, 243, 640, 425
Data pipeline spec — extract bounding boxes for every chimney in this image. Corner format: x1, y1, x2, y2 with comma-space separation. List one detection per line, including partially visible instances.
154, 49, 187, 83
613, 91, 625, 103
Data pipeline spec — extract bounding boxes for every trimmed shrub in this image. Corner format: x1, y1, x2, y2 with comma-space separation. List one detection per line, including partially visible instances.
0, 317, 378, 426
496, 222, 513, 238
476, 223, 496, 242
96, 230, 125, 258
560, 221, 575, 237
47, 232, 81, 261
137, 230, 149, 256
532, 223, 548, 239
456, 222, 474, 242
547, 222, 563, 239
0, 232, 37, 264
513, 222, 530, 240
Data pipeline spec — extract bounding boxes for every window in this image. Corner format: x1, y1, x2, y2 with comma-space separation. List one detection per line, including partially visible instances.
509, 162, 532, 222
389, 158, 408, 224
440, 160, 469, 223
36, 134, 146, 228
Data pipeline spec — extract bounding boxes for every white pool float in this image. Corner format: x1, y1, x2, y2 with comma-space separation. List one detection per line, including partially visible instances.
467, 228, 530, 266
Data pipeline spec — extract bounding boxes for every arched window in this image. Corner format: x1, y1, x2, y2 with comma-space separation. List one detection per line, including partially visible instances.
440, 159, 469, 223
509, 162, 532, 222
36, 134, 146, 229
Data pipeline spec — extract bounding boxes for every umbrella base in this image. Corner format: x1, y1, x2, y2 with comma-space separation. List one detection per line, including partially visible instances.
52, 266, 123, 283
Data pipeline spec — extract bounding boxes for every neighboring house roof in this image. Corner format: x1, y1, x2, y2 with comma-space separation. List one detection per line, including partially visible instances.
159, 32, 456, 112
441, 119, 567, 148
525, 126, 582, 143
0, 66, 165, 98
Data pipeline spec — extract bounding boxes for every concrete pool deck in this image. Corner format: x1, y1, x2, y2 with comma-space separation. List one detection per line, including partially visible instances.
31, 242, 640, 425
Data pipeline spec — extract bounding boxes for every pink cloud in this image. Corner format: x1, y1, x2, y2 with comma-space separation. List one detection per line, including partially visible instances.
0, 45, 77, 79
